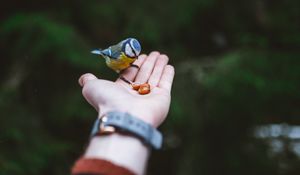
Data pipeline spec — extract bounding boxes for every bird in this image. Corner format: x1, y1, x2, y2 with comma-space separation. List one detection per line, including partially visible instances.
91, 38, 142, 73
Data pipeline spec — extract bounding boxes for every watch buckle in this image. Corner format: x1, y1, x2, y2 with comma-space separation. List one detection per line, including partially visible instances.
99, 123, 116, 134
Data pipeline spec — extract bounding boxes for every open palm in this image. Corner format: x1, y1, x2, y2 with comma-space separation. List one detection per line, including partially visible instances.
79, 52, 175, 127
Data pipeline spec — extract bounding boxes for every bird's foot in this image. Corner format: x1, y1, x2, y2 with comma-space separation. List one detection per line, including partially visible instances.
119, 76, 132, 85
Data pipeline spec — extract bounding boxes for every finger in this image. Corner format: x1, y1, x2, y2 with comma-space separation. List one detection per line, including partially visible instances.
135, 51, 160, 83
158, 65, 175, 92
117, 54, 147, 83
148, 54, 169, 87
79, 73, 98, 87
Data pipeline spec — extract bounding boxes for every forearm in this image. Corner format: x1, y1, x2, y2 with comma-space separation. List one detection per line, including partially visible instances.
74, 52, 174, 175
84, 133, 150, 175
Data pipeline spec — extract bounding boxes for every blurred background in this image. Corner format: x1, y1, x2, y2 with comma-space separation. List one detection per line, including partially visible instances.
1, 0, 300, 174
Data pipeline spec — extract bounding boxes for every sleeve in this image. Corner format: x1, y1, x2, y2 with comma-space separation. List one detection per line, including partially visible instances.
71, 158, 136, 175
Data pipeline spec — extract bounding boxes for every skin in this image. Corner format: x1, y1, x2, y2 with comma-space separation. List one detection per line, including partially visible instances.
78, 51, 175, 175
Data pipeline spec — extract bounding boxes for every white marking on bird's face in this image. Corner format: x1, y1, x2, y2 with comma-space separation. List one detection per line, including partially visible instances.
130, 39, 141, 56
125, 43, 135, 58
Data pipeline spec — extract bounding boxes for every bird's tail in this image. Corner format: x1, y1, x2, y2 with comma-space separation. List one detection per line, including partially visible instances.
91, 49, 103, 55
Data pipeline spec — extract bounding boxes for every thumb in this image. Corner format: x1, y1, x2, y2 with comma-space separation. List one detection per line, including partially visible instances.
78, 73, 98, 87
79, 73, 100, 111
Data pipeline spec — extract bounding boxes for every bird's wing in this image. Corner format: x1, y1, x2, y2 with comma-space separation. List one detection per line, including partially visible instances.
109, 44, 123, 59
100, 48, 112, 57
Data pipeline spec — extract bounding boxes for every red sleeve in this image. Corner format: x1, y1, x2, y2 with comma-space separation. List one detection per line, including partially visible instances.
71, 158, 135, 175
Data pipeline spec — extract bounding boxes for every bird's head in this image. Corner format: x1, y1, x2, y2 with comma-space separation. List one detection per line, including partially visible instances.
123, 38, 141, 58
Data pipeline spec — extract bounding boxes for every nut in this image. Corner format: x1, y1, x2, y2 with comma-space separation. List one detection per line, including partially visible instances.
131, 83, 141, 91
138, 83, 151, 95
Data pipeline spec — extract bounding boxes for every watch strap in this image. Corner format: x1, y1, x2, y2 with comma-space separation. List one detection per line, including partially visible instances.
90, 111, 162, 149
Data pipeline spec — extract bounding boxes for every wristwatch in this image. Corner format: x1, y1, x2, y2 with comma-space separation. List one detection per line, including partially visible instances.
90, 111, 163, 149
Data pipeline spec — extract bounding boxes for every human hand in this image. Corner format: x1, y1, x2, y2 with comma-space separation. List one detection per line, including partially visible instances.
79, 51, 175, 128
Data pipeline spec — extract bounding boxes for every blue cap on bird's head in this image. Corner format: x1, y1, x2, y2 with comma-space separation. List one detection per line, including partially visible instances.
123, 38, 141, 58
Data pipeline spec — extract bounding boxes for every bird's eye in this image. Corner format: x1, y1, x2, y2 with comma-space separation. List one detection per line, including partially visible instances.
125, 43, 135, 58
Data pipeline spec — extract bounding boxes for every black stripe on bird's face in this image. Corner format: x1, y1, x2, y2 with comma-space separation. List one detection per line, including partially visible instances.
124, 43, 137, 58
129, 43, 137, 57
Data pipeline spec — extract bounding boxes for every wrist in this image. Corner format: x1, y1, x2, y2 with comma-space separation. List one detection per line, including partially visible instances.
85, 134, 149, 175
93, 111, 163, 149
120, 110, 158, 128
100, 108, 159, 128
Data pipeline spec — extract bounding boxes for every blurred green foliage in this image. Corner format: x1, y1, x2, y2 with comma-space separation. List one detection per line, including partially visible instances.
1, 0, 300, 174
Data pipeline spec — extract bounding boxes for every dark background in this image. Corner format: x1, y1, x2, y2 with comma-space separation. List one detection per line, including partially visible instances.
1, 0, 300, 174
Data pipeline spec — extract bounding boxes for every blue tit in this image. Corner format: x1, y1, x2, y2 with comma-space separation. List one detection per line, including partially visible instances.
91, 38, 142, 73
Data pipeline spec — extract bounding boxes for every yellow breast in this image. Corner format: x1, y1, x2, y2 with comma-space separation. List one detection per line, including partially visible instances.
106, 53, 136, 73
